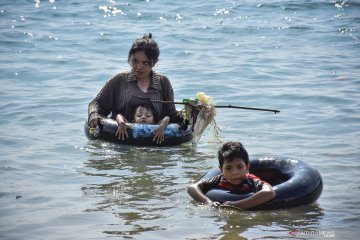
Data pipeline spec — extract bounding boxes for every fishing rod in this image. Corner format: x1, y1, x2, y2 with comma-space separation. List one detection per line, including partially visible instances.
145, 99, 280, 114
214, 105, 280, 114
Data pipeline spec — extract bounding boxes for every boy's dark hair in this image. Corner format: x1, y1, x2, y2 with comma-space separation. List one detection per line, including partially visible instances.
217, 142, 249, 168
128, 33, 160, 67
134, 103, 158, 123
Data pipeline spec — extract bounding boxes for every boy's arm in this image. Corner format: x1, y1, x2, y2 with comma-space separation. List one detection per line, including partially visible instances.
187, 182, 221, 207
153, 116, 170, 144
115, 113, 131, 140
158, 116, 170, 128
224, 183, 275, 210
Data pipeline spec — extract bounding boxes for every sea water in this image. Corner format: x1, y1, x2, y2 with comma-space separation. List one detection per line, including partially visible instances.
0, 1, 359, 239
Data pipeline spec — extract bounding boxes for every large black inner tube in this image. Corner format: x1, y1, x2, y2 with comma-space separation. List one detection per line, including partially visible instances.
203, 158, 323, 210
84, 118, 193, 147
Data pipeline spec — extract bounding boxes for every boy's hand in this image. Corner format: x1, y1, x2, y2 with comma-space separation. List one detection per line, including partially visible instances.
153, 126, 165, 144
116, 122, 130, 140
206, 200, 221, 208
222, 201, 244, 211
154, 116, 170, 144
220, 202, 244, 211
222, 201, 237, 206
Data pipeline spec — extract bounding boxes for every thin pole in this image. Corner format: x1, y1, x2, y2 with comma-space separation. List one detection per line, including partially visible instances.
148, 99, 280, 114
215, 105, 280, 114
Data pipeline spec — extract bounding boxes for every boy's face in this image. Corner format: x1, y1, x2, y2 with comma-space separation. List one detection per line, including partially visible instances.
134, 107, 154, 124
221, 157, 248, 185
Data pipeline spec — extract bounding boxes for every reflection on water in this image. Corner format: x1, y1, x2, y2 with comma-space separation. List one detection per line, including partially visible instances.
218, 204, 324, 239
82, 141, 212, 238
181, 200, 325, 240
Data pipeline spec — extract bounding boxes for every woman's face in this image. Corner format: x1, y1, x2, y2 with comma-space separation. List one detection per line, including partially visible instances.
130, 51, 152, 80
221, 157, 248, 185
134, 107, 154, 124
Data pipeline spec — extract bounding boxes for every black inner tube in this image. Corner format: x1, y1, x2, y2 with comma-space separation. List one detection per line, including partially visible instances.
84, 118, 193, 147
204, 158, 323, 210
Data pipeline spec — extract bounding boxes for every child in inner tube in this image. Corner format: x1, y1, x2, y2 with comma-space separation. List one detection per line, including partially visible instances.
117, 104, 170, 144
187, 141, 275, 209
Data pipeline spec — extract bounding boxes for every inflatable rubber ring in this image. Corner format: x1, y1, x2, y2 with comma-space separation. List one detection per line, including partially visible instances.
202, 158, 323, 210
85, 117, 193, 147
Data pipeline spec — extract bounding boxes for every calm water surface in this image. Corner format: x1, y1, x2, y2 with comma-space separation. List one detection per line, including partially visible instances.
1, 1, 359, 239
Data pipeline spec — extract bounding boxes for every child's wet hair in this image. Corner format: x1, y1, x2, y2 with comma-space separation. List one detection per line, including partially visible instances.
218, 141, 249, 168
134, 103, 158, 123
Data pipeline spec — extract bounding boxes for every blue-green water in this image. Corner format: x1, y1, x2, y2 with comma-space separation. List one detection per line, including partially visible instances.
1, 1, 359, 239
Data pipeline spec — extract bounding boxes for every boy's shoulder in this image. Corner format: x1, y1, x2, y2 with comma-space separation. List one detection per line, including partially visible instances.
245, 173, 262, 181
245, 173, 269, 186
201, 174, 223, 184
199, 174, 223, 191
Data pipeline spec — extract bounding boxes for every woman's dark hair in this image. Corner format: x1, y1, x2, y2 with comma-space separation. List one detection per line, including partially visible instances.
128, 33, 160, 67
218, 142, 249, 168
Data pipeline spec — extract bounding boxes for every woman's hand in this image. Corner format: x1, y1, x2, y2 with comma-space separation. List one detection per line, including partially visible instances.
88, 112, 100, 128
88, 118, 99, 128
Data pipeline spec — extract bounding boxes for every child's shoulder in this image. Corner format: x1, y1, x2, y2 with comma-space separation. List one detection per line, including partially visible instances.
202, 174, 223, 183
245, 173, 263, 181
245, 173, 270, 185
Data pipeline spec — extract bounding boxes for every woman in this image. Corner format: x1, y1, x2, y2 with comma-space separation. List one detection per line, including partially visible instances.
88, 33, 183, 143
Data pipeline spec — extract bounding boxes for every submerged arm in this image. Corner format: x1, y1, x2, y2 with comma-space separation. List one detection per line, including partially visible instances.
187, 182, 221, 208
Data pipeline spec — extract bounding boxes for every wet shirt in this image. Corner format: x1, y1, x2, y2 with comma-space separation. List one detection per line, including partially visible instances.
88, 71, 183, 123
200, 173, 267, 194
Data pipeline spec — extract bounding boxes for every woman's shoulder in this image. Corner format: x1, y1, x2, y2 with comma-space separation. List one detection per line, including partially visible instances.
153, 72, 170, 82
153, 72, 171, 89
108, 71, 132, 85
111, 71, 131, 80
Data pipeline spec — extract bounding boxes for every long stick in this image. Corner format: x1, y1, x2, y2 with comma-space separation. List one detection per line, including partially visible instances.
215, 105, 280, 114
148, 99, 280, 114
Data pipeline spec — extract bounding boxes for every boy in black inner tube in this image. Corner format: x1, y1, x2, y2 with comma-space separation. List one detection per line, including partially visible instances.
187, 141, 275, 209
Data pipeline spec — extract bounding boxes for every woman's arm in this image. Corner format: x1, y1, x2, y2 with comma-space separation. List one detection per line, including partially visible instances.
224, 183, 275, 210
88, 80, 114, 127
88, 100, 102, 128
88, 73, 129, 127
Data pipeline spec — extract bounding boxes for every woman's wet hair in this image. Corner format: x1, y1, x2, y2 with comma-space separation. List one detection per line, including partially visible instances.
218, 142, 249, 168
128, 33, 160, 67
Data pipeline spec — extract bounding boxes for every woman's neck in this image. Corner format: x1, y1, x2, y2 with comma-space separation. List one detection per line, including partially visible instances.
136, 76, 151, 93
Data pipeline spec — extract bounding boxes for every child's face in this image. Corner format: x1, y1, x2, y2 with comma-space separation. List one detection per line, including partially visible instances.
134, 107, 154, 124
221, 157, 248, 185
